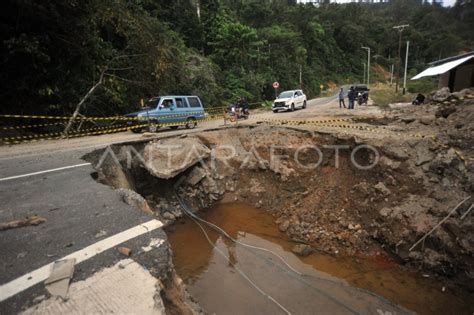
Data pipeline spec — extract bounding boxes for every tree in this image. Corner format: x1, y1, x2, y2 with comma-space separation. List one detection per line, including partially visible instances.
1, 0, 472, 118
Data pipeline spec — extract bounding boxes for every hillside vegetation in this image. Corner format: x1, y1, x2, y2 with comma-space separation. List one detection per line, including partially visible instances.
1, 0, 473, 116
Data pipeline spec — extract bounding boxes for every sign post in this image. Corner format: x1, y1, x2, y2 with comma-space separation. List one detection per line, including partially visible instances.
272, 81, 279, 99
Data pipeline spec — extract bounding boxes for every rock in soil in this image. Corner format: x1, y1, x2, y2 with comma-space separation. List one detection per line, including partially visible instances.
116, 188, 153, 214
291, 244, 313, 257
279, 220, 290, 232
163, 212, 176, 221
186, 166, 208, 186
431, 87, 451, 102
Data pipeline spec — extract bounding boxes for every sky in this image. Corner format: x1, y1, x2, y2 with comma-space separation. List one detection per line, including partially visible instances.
297, 0, 456, 6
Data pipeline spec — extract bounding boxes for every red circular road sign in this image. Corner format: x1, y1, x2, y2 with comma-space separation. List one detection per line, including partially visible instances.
272, 81, 279, 89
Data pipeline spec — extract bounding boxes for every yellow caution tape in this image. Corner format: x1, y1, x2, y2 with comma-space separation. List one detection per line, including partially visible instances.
0, 113, 199, 121
262, 118, 429, 139
454, 149, 466, 163
431, 136, 449, 149
263, 118, 467, 167
262, 118, 354, 125
431, 136, 467, 166
1, 122, 67, 130
0, 107, 227, 122
1, 124, 149, 145
0, 124, 131, 141
1, 114, 225, 145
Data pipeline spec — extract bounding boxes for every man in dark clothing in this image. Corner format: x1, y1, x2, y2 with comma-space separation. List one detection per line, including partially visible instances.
240, 97, 249, 111
412, 93, 425, 105
348, 86, 356, 109
239, 96, 250, 116
338, 87, 346, 108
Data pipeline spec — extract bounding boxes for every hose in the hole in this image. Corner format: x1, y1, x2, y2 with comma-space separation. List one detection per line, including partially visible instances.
187, 209, 292, 315
174, 191, 363, 315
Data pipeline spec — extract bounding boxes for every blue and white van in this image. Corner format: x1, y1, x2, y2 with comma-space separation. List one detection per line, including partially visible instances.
125, 95, 205, 132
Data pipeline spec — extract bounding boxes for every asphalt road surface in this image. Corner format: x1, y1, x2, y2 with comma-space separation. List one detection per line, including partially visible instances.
0, 146, 169, 312
0, 126, 177, 312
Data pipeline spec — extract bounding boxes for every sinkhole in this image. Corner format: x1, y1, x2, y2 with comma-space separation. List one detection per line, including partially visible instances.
84, 125, 473, 314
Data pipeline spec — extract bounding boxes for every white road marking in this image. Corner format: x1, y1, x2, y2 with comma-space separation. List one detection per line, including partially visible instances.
0, 163, 91, 182
0, 140, 135, 161
0, 219, 163, 302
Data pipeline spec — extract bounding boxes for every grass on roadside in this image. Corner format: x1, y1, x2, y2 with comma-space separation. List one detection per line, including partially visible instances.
370, 84, 415, 108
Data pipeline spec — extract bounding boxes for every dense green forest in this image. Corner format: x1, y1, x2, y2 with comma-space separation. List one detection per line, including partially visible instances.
1, 0, 473, 116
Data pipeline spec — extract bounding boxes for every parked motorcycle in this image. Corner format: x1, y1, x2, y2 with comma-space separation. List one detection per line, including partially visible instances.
226, 105, 249, 121
356, 92, 368, 106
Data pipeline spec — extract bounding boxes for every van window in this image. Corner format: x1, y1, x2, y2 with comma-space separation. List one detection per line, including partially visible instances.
160, 99, 174, 109
188, 97, 201, 108
175, 98, 187, 108
147, 97, 160, 108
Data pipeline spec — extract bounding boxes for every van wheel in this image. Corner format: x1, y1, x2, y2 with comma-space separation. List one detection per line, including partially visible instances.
148, 121, 159, 132
170, 126, 179, 130
185, 118, 196, 129
290, 103, 295, 112
303, 100, 307, 109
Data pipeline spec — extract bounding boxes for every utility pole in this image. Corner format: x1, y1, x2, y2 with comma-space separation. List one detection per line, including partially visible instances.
362, 62, 366, 84
257, 46, 260, 71
393, 24, 409, 93
361, 46, 370, 88
194, 0, 201, 21
390, 64, 394, 86
299, 64, 302, 89
403, 40, 410, 95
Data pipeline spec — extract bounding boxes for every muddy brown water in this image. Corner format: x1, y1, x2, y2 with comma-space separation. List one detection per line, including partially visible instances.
166, 203, 472, 315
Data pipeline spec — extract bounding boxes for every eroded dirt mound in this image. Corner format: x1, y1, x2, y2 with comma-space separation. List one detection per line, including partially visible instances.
85, 124, 473, 291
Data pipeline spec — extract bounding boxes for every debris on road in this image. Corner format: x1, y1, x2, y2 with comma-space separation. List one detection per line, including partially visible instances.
118, 246, 132, 257
142, 238, 165, 252
94, 230, 107, 238
45, 259, 76, 299
0, 215, 47, 231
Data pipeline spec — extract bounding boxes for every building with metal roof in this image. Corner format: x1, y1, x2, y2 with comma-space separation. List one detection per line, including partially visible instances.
411, 52, 474, 92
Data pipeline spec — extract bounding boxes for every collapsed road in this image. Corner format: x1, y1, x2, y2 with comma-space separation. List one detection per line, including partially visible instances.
1, 89, 474, 314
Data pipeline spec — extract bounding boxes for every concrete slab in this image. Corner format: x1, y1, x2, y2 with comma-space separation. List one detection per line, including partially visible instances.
22, 259, 165, 314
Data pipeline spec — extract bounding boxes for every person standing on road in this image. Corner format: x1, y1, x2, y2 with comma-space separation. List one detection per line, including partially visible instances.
339, 87, 346, 108
348, 86, 355, 110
